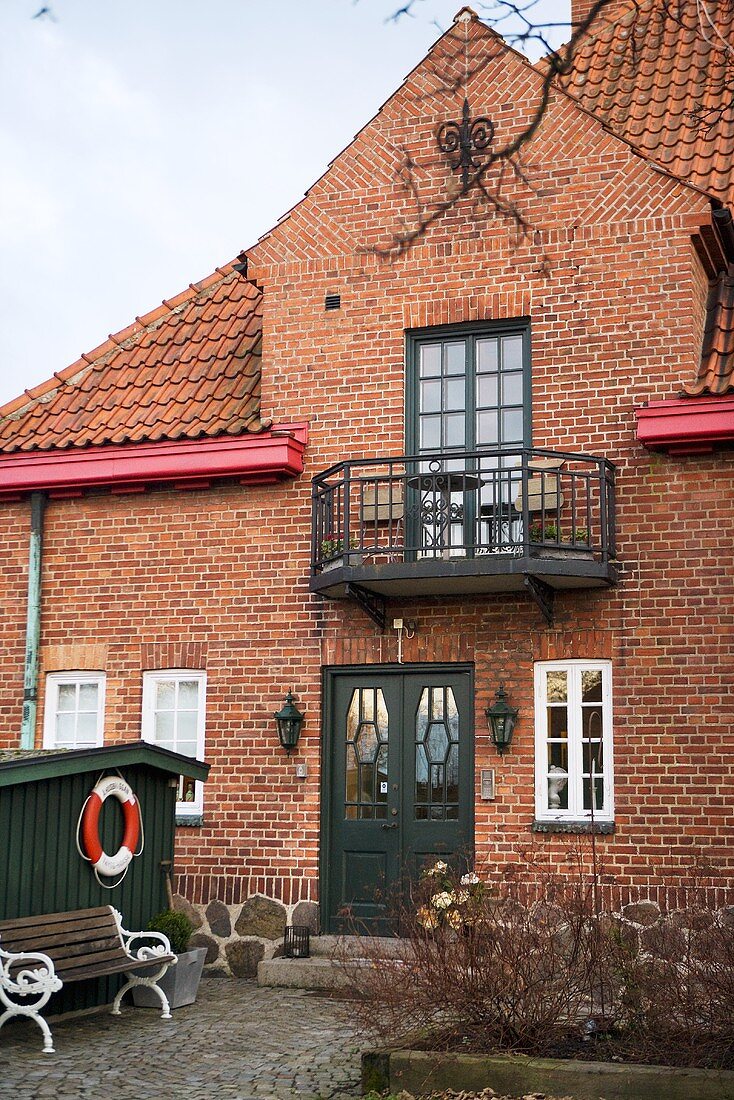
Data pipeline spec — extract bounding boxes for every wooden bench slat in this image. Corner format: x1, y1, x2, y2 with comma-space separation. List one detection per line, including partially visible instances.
3, 925, 120, 954
0, 907, 112, 932
1, 912, 117, 939
61, 955, 175, 983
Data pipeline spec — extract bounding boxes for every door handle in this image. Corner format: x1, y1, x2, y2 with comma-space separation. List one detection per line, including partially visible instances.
381, 822, 398, 830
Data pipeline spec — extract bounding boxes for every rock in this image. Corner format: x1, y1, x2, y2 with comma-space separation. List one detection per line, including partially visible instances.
172, 893, 203, 930
189, 932, 219, 964
206, 899, 231, 938
670, 907, 714, 930
291, 900, 319, 933
235, 895, 287, 940
720, 905, 734, 926
226, 938, 265, 979
622, 900, 660, 926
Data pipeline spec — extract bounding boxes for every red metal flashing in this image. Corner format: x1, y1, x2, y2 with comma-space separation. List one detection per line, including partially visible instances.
636, 397, 734, 454
0, 423, 308, 499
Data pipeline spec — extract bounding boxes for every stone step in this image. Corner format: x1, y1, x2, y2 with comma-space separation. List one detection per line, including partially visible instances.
257, 956, 351, 991
307, 934, 407, 959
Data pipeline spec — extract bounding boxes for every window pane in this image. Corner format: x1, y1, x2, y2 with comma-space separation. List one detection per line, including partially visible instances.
179, 776, 197, 804
78, 683, 98, 711
476, 339, 498, 373
155, 680, 175, 709
502, 335, 523, 371
178, 681, 199, 709
177, 710, 198, 745
548, 771, 569, 809
420, 416, 441, 450
420, 344, 441, 377
501, 371, 523, 405
582, 670, 603, 702
444, 342, 465, 374
55, 713, 75, 744
546, 670, 567, 702
477, 411, 498, 445
501, 407, 524, 444
583, 740, 604, 774
583, 777, 605, 812
477, 374, 498, 407
76, 712, 98, 746
57, 684, 76, 712
420, 380, 441, 413
582, 706, 604, 740
154, 711, 174, 743
548, 707, 568, 739
444, 378, 464, 411
176, 740, 197, 759
444, 413, 465, 447
547, 742, 568, 771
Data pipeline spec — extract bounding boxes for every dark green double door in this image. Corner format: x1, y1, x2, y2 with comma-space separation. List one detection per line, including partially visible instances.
324, 666, 473, 933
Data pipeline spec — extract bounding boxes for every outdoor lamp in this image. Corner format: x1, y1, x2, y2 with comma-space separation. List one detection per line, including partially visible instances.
485, 683, 518, 755
274, 690, 304, 753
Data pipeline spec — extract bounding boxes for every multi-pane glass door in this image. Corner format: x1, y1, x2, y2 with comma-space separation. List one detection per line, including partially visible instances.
408, 324, 530, 554
325, 668, 473, 933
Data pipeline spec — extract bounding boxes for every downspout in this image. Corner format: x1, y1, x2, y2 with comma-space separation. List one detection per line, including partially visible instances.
20, 491, 46, 749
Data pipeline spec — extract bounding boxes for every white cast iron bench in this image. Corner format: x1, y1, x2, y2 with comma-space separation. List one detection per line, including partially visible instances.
0, 905, 176, 1053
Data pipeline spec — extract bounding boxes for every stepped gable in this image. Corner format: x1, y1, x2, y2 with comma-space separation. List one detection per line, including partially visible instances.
0, 264, 265, 454
687, 271, 734, 395
566, 0, 734, 202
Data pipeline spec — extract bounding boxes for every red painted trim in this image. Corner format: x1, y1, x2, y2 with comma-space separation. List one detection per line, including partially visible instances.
636, 397, 734, 454
0, 423, 308, 498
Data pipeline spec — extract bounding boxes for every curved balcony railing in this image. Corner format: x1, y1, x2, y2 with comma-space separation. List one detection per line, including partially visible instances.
311, 447, 616, 573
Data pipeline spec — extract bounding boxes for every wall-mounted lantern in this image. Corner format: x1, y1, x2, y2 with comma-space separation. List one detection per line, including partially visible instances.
274, 690, 305, 753
485, 683, 518, 755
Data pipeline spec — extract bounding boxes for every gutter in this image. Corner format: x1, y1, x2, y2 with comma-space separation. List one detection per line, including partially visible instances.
20, 491, 46, 749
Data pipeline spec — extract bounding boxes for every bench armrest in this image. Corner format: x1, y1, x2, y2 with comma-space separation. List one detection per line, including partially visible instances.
0, 945, 63, 997
120, 930, 174, 961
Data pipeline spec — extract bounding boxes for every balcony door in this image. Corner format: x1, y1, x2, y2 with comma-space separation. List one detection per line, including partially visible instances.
406, 323, 531, 554
323, 667, 473, 934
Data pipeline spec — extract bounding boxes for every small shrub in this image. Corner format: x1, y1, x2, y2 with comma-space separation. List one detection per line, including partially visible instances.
147, 909, 193, 954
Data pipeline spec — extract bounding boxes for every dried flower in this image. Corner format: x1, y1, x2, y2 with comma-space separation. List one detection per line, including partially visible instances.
460, 872, 480, 886
431, 890, 454, 910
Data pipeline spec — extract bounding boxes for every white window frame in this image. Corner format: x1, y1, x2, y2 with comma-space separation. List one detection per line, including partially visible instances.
141, 670, 206, 818
43, 672, 106, 750
534, 660, 614, 823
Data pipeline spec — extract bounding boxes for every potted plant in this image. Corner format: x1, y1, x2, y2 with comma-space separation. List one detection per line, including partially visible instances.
320, 534, 361, 570
131, 909, 207, 1010
528, 522, 592, 559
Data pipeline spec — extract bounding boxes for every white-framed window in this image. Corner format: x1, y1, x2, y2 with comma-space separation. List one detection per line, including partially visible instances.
43, 672, 106, 750
141, 670, 206, 817
534, 660, 614, 823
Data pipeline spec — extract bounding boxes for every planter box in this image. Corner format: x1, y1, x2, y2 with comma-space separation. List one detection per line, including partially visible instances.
131, 946, 207, 1010
530, 546, 593, 560
363, 1049, 734, 1100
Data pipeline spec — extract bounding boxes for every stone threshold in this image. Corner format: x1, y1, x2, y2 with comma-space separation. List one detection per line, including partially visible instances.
362, 1049, 734, 1100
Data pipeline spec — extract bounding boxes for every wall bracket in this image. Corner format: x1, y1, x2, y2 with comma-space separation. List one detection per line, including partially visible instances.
345, 584, 386, 632
524, 575, 554, 626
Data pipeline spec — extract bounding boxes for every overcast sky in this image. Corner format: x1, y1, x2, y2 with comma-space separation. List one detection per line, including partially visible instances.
0, 0, 568, 409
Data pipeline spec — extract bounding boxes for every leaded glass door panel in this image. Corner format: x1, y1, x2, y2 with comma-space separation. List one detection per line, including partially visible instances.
325, 668, 473, 933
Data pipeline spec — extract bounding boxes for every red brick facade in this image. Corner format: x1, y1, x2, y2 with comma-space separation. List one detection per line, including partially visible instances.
0, 11, 732, 927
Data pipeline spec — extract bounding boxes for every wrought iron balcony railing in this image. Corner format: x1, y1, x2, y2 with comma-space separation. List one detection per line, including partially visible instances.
311, 447, 616, 573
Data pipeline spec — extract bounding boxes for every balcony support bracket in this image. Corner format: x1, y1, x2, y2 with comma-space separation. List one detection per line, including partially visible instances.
524, 575, 554, 626
345, 584, 386, 632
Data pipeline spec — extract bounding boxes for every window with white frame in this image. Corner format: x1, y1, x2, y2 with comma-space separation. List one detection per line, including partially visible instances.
534, 661, 613, 822
43, 672, 106, 749
141, 670, 206, 817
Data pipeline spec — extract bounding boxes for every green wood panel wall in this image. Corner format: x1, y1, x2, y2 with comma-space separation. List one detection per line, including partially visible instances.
0, 763, 175, 1013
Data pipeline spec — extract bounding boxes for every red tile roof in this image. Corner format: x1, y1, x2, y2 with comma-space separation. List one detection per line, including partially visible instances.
0, 265, 266, 454
566, 0, 734, 202
687, 272, 734, 395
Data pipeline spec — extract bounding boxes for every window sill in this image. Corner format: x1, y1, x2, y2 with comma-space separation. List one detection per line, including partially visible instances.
175, 814, 204, 827
532, 819, 615, 835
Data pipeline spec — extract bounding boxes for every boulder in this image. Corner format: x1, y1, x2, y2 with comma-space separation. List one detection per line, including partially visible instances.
172, 893, 203, 930
622, 900, 660, 927
235, 895, 287, 940
291, 901, 319, 933
226, 938, 265, 979
189, 932, 219, 964
206, 899, 232, 938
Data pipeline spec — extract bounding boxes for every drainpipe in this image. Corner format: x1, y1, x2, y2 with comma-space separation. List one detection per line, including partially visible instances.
20, 491, 46, 749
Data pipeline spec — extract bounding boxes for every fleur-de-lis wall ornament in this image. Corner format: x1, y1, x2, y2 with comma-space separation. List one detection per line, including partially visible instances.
437, 97, 494, 189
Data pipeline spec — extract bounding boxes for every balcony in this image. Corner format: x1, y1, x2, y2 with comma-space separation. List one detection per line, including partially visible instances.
310, 448, 617, 626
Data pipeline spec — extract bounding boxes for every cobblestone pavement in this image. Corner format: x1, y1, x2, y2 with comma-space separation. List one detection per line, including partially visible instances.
0, 975, 363, 1100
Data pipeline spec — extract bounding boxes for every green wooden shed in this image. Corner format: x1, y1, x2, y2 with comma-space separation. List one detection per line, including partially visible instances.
0, 741, 209, 1013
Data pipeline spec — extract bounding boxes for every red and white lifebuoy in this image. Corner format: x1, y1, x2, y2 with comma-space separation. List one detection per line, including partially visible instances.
80, 776, 140, 877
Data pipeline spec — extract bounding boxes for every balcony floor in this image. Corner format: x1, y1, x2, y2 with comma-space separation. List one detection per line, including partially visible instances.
310, 552, 618, 599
